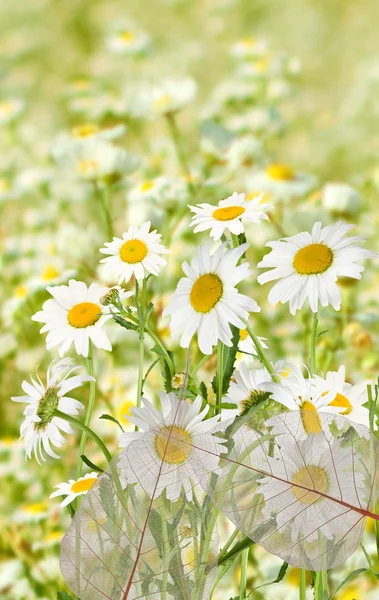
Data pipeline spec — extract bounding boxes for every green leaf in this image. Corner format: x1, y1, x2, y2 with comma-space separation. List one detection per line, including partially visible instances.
142, 358, 161, 388
57, 593, 74, 600
328, 568, 367, 598
99, 413, 124, 432
219, 402, 238, 410
360, 543, 379, 579
199, 381, 208, 401
80, 454, 104, 473
110, 311, 138, 331
211, 325, 239, 396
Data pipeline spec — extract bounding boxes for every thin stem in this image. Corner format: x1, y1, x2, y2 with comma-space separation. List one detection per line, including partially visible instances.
231, 233, 240, 248
217, 528, 239, 563
160, 501, 169, 600
190, 352, 213, 378
136, 279, 147, 420
216, 341, 224, 415
368, 383, 379, 560
96, 183, 114, 240
314, 570, 328, 600
242, 319, 279, 382
165, 112, 193, 183
240, 545, 249, 599
217, 536, 255, 566
54, 409, 112, 464
76, 344, 95, 480
299, 568, 306, 600
310, 311, 319, 376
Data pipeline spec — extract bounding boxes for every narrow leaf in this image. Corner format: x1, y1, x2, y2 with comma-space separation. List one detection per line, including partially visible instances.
100, 413, 125, 432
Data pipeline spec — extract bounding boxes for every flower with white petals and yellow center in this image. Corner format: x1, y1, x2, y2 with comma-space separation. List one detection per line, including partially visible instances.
223, 361, 280, 419
32, 280, 129, 357
118, 392, 225, 501
129, 176, 169, 203
238, 322, 268, 357
258, 221, 376, 314
69, 122, 126, 142
50, 472, 99, 507
246, 163, 316, 200
230, 36, 268, 60
143, 78, 197, 117
252, 429, 366, 543
11, 359, 92, 462
106, 23, 150, 55
0, 98, 25, 124
163, 241, 260, 354
189, 191, 270, 241
99, 221, 169, 284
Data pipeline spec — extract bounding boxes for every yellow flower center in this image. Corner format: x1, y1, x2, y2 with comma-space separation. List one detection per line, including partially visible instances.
266, 164, 295, 181
300, 401, 322, 435
0, 101, 14, 115
213, 206, 245, 221
328, 392, 352, 416
119, 30, 135, 44
120, 239, 148, 263
119, 400, 134, 425
0, 179, 9, 192
292, 465, 328, 504
154, 94, 172, 110
338, 586, 362, 600
140, 181, 154, 192
155, 425, 192, 464
71, 477, 97, 494
68, 302, 101, 328
72, 123, 100, 138
240, 328, 248, 341
241, 37, 256, 48
190, 274, 223, 313
23, 502, 48, 514
254, 57, 269, 73
293, 243, 333, 275
41, 265, 60, 281
14, 285, 28, 298
79, 159, 98, 174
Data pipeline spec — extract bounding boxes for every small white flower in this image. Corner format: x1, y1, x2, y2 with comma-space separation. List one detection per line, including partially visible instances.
142, 78, 197, 117
163, 241, 260, 354
32, 280, 127, 357
11, 359, 92, 462
189, 192, 270, 241
59, 123, 127, 144
247, 163, 316, 200
99, 221, 169, 284
238, 326, 268, 357
106, 22, 150, 55
224, 361, 277, 418
322, 182, 362, 215
118, 392, 225, 501
128, 176, 169, 203
230, 36, 269, 60
0, 98, 25, 124
258, 221, 376, 314
50, 472, 99, 507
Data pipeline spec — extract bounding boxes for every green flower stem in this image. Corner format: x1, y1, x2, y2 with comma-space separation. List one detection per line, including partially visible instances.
54, 409, 112, 464
135, 279, 148, 419
165, 112, 193, 185
299, 568, 306, 600
231, 233, 240, 248
240, 544, 249, 599
242, 319, 279, 383
160, 501, 169, 600
310, 311, 319, 375
96, 183, 114, 240
368, 384, 379, 560
195, 506, 219, 598
216, 340, 224, 415
76, 344, 96, 480
217, 527, 239, 563
190, 352, 213, 378
217, 536, 255, 567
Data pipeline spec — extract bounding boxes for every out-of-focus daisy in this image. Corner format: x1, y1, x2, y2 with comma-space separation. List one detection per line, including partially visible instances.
99, 221, 169, 284
32, 280, 126, 357
322, 182, 362, 215
53, 139, 139, 183
11, 358, 92, 462
14, 502, 51, 523
238, 326, 268, 356
312, 366, 370, 428
143, 78, 197, 117
230, 36, 269, 60
247, 163, 316, 200
258, 222, 376, 314
118, 392, 225, 501
223, 135, 263, 170
163, 241, 260, 354
14, 167, 53, 195
0, 98, 25, 124
50, 472, 99, 507
106, 22, 150, 55
189, 192, 269, 240
61, 122, 126, 143
128, 176, 169, 203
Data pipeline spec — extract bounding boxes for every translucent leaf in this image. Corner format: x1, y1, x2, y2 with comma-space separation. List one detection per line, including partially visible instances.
210, 410, 379, 571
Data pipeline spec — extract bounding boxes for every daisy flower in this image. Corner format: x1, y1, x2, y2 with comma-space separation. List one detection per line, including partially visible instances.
312, 366, 370, 429
257, 221, 376, 314
230, 36, 269, 60
11, 359, 92, 462
238, 327, 268, 356
224, 361, 281, 416
106, 22, 150, 55
143, 78, 197, 117
128, 176, 169, 203
32, 280, 125, 357
0, 98, 25, 125
99, 221, 169, 284
118, 392, 225, 501
163, 241, 260, 354
322, 182, 362, 215
50, 472, 99, 507
246, 163, 315, 200
189, 192, 270, 241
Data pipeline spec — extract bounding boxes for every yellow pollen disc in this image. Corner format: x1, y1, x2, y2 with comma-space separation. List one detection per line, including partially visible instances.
71, 477, 97, 494
72, 123, 100, 138
266, 163, 295, 181
254, 57, 269, 73
140, 181, 154, 192
23, 502, 47, 514
292, 465, 328, 504
119, 30, 135, 43
155, 425, 192, 464
154, 93, 172, 109
119, 400, 134, 425
300, 401, 322, 435
241, 37, 256, 48
68, 302, 101, 328
0, 179, 9, 192
41, 265, 60, 281
240, 328, 248, 341
190, 273, 223, 313
293, 243, 333, 275
15, 285, 28, 298
0, 101, 13, 115
45, 531, 63, 542
212, 205, 245, 221
328, 392, 352, 415
119, 239, 148, 263
79, 159, 98, 174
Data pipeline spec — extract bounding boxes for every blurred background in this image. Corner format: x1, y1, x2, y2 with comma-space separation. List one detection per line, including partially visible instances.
1, 0, 379, 598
